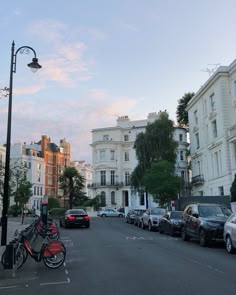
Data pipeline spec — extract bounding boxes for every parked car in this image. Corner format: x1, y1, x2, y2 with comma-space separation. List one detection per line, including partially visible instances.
97, 208, 125, 218
182, 203, 231, 247
126, 209, 146, 224
141, 207, 166, 231
60, 208, 90, 228
224, 212, 236, 254
159, 211, 183, 236
133, 209, 146, 227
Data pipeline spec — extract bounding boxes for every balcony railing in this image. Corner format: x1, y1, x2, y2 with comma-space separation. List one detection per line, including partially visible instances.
191, 174, 204, 186
88, 182, 124, 189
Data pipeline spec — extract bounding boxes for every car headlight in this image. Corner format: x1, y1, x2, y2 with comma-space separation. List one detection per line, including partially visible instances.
171, 220, 179, 225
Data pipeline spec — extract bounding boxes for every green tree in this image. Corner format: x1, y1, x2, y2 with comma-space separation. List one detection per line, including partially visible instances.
48, 197, 61, 210
131, 111, 178, 207
143, 161, 180, 207
18, 179, 32, 224
176, 92, 195, 127
86, 194, 105, 210
230, 174, 236, 202
59, 167, 85, 209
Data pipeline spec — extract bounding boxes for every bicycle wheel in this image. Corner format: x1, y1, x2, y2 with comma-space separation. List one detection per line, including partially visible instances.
43, 251, 65, 269
15, 246, 28, 269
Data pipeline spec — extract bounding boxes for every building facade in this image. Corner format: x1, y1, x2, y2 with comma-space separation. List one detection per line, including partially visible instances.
90, 112, 189, 211
71, 160, 93, 198
10, 142, 45, 212
186, 59, 236, 196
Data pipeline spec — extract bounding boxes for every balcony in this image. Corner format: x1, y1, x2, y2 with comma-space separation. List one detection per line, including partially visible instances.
191, 174, 204, 186
88, 182, 124, 189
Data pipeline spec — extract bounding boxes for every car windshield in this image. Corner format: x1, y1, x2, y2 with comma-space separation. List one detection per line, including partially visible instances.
68, 209, 86, 215
170, 212, 183, 219
152, 208, 166, 215
198, 206, 230, 218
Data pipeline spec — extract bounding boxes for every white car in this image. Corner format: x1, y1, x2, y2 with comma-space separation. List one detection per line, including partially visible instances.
97, 208, 125, 218
224, 212, 236, 254
141, 207, 166, 231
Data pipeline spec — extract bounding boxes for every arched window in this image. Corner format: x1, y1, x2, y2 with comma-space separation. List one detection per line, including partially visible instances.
111, 191, 116, 205
100, 191, 106, 207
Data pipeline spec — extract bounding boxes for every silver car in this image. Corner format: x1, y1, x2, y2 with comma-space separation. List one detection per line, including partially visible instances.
224, 212, 236, 254
141, 207, 166, 231
97, 208, 124, 218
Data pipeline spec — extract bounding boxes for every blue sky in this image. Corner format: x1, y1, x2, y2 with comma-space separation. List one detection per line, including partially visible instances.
0, 0, 235, 163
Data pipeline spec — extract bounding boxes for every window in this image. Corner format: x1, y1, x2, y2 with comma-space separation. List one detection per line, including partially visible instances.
194, 110, 198, 124
110, 150, 115, 161
100, 171, 106, 185
40, 187, 43, 196
196, 133, 200, 149
34, 186, 36, 195
140, 192, 145, 206
179, 134, 183, 142
218, 186, 224, 196
125, 151, 129, 161
37, 187, 39, 195
28, 162, 31, 169
181, 171, 185, 179
103, 135, 109, 141
234, 80, 236, 97
125, 172, 130, 185
212, 120, 218, 138
233, 142, 236, 166
37, 163, 41, 169
111, 191, 116, 205
48, 176, 53, 185
100, 150, 106, 161
215, 152, 219, 177
124, 135, 129, 141
180, 151, 184, 161
110, 171, 115, 185
210, 93, 215, 111
37, 173, 41, 182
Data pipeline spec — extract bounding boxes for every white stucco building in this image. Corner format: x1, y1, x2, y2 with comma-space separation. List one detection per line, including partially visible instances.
90, 112, 189, 211
186, 59, 236, 196
10, 143, 45, 212
71, 160, 93, 198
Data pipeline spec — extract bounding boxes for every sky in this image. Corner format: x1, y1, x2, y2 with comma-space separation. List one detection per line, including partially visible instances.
0, 0, 235, 163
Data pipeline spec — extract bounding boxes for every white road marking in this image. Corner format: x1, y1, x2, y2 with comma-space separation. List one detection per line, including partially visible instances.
40, 280, 70, 286
65, 270, 69, 275
0, 286, 17, 290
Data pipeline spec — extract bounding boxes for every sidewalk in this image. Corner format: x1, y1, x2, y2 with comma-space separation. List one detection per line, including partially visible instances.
0, 217, 33, 259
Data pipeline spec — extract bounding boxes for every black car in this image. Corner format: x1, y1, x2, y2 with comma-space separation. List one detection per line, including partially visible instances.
60, 209, 90, 228
181, 203, 231, 246
159, 211, 183, 236
126, 209, 146, 224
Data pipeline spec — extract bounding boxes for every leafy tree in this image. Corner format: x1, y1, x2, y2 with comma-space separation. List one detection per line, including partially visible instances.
230, 174, 236, 202
18, 179, 32, 224
48, 197, 61, 210
59, 167, 85, 209
86, 194, 105, 210
131, 111, 178, 207
143, 160, 181, 207
176, 92, 195, 127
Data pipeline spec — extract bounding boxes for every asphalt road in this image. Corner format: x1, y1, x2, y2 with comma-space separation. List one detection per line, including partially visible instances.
0, 217, 236, 295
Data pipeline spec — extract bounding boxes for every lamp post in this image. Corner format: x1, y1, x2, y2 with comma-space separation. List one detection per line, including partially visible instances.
1, 41, 42, 246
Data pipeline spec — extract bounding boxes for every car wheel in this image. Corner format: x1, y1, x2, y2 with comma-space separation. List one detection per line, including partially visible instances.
101, 214, 106, 218
199, 229, 208, 247
226, 235, 235, 254
159, 226, 164, 234
170, 227, 175, 237
119, 214, 123, 218
181, 227, 190, 241
148, 221, 153, 231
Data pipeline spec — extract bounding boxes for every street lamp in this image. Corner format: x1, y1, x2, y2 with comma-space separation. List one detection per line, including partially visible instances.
1, 41, 42, 246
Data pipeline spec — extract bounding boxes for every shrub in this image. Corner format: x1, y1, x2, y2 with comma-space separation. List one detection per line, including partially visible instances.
49, 208, 66, 217
230, 174, 236, 202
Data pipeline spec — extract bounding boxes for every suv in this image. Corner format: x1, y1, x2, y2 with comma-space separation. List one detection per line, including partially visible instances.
182, 203, 231, 247
141, 207, 166, 231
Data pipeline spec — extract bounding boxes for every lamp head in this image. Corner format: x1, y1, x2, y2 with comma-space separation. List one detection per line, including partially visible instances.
27, 57, 42, 73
